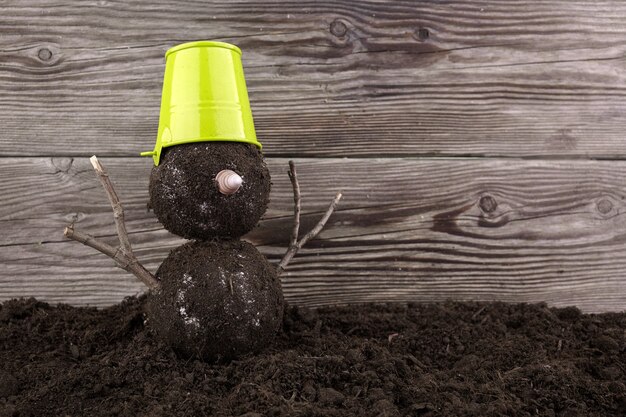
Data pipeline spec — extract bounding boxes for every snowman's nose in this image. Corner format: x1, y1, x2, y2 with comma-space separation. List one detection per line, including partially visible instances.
215, 170, 243, 195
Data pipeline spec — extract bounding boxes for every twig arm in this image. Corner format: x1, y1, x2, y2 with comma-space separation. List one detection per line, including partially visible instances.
287, 160, 301, 251
277, 161, 342, 275
298, 193, 342, 248
64, 227, 160, 290
63, 155, 159, 291
90, 156, 133, 255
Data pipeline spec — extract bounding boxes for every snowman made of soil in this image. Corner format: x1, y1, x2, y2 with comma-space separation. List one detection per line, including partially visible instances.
64, 41, 341, 361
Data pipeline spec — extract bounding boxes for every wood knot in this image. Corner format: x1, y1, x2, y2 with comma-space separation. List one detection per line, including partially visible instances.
415, 27, 430, 41
596, 198, 614, 215
479, 195, 498, 214
65, 212, 84, 224
51, 157, 73, 173
38, 47, 53, 61
330, 19, 348, 37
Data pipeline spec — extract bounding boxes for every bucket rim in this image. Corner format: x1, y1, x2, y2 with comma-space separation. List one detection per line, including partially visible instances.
165, 40, 242, 59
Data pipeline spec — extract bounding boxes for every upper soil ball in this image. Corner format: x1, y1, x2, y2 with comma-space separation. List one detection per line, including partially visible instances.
147, 240, 284, 361
149, 142, 271, 240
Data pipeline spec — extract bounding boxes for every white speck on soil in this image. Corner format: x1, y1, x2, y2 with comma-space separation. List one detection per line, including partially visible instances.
182, 273, 193, 286
175, 283, 200, 330
178, 305, 200, 329
217, 267, 227, 287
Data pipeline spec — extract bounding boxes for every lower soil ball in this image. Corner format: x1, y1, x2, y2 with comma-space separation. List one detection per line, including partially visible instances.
147, 240, 284, 361
149, 142, 271, 240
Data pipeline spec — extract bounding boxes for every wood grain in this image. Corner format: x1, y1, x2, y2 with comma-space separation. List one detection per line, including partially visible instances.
2, 157, 626, 312
2, 1, 626, 312
1, 1, 626, 157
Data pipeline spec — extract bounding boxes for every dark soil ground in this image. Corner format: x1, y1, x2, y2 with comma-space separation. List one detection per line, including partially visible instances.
0, 297, 625, 417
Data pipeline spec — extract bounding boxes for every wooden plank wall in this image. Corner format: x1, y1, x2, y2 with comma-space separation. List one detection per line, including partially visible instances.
1, 1, 625, 312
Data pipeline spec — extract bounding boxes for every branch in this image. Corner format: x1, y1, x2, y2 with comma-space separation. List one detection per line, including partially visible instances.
90, 156, 132, 255
63, 156, 160, 291
64, 227, 159, 290
277, 161, 342, 275
287, 161, 301, 251
297, 192, 342, 248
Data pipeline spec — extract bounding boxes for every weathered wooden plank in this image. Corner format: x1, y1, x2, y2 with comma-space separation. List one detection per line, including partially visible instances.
1, 1, 626, 157
1, 157, 625, 312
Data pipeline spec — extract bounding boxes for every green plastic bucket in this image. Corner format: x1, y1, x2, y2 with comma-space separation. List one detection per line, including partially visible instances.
142, 41, 261, 165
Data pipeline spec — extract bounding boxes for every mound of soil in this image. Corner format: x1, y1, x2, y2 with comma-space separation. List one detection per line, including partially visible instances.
149, 240, 283, 361
0, 297, 625, 416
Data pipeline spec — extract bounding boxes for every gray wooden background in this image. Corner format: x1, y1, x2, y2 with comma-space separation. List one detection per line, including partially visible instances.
2, 0, 626, 312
